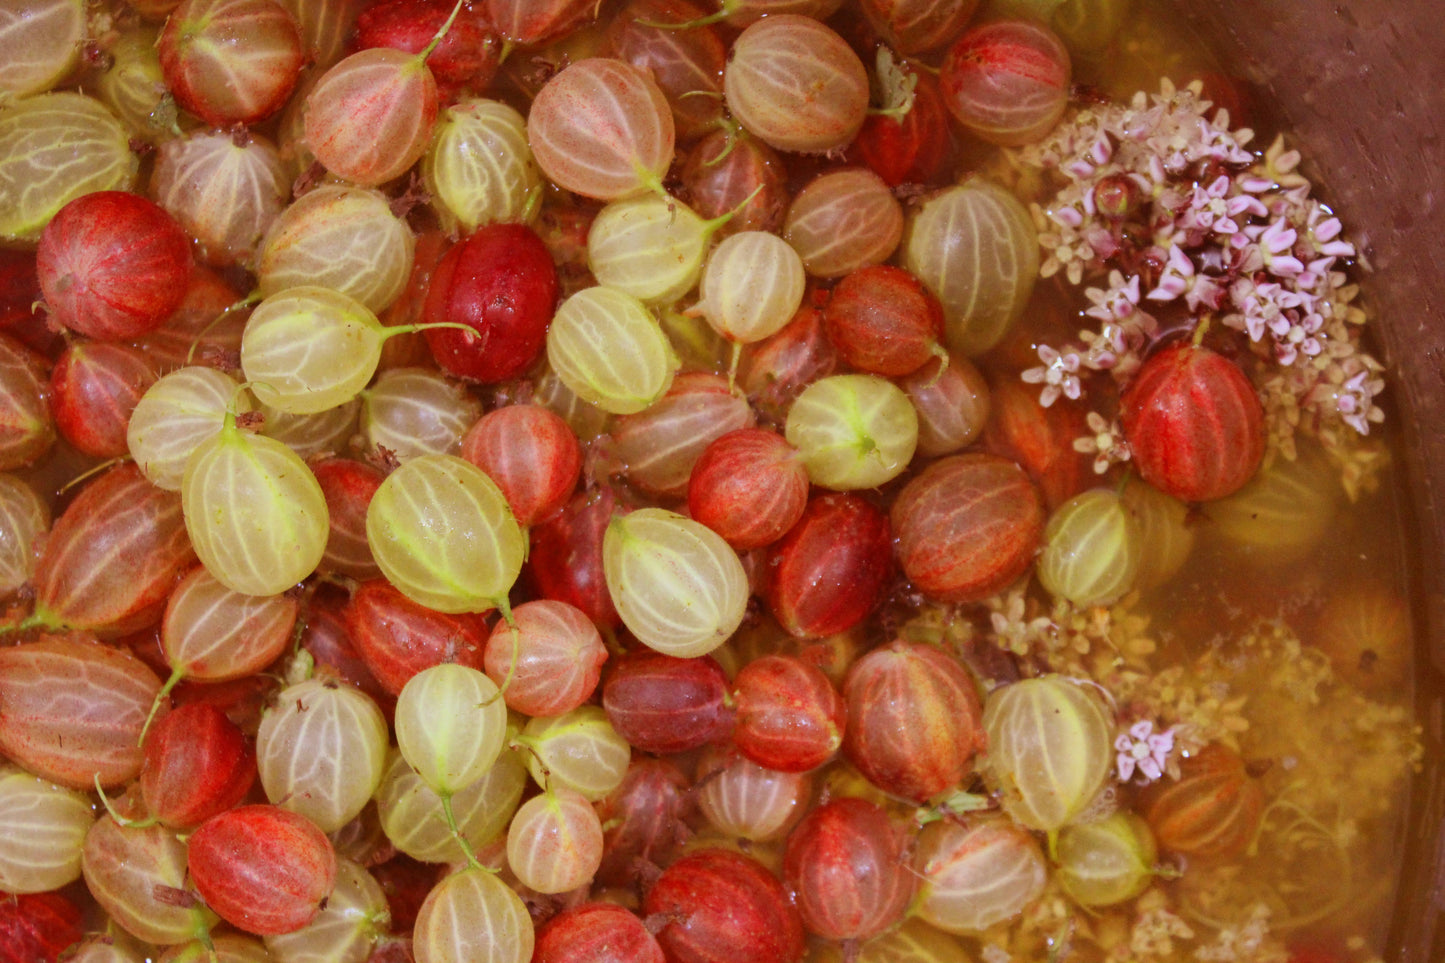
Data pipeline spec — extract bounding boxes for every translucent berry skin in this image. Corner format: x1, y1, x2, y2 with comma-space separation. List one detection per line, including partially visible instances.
528, 57, 676, 201
891, 453, 1045, 603
680, 129, 790, 236
311, 455, 385, 580
724, 15, 869, 155
353, 0, 500, 97
823, 264, 946, 376
604, 0, 728, 143
842, 640, 986, 804
490, 0, 598, 47
733, 654, 846, 773
859, 0, 981, 54
738, 300, 838, 417
158, 0, 304, 128
461, 404, 581, 527
1121, 342, 1266, 502
596, 757, 693, 885
1136, 743, 1265, 859
0, 634, 164, 789
602, 650, 734, 755
764, 492, 892, 639
529, 489, 622, 629
850, 67, 952, 187
782, 797, 914, 941
303, 48, 440, 187
33, 461, 196, 633
0, 892, 83, 963
49, 341, 158, 458
983, 376, 1090, 509
939, 19, 1071, 147
687, 428, 809, 551
344, 579, 490, 696
534, 902, 665, 963
423, 224, 560, 383
643, 847, 806, 963
187, 804, 338, 936
140, 701, 257, 828
482, 599, 606, 717
37, 191, 192, 342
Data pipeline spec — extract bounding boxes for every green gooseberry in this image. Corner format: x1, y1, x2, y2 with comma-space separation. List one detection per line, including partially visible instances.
1037, 488, 1141, 607
1055, 810, 1158, 907
982, 674, 1115, 833
1205, 441, 1341, 564
1120, 476, 1194, 590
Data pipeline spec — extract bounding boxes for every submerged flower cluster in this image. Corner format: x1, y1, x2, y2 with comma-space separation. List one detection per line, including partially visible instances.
1114, 718, 1175, 785
1011, 78, 1386, 465
969, 579, 1420, 960
1191, 903, 1290, 963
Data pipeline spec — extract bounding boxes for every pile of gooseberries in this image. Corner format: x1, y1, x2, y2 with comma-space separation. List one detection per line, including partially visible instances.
0, 1, 1310, 962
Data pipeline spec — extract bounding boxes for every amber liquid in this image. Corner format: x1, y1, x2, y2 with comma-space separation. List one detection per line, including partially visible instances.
1045, 0, 1419, 955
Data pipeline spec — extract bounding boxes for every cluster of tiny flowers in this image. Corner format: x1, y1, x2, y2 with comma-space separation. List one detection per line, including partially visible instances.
1114, 718, 1176, 785
1012, 78, 1385, 459
1118, 889, 1196, 960
1073, 410, 1132, 474
1192, 903, 1290, 963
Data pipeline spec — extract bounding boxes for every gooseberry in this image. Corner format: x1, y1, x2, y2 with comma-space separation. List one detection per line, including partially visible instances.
842, 639, 985, 804
981, 675, 1115, 832
1121, 341, 1266, 502
939, 19, 1071, 146
891, 452, 1045, 603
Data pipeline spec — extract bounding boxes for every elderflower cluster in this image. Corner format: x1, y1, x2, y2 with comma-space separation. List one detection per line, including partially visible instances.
1119, 889, 1195, 960
1113, 662, 1250, 753
1192, 903, 1291, 963
1009, 78, 1386, 469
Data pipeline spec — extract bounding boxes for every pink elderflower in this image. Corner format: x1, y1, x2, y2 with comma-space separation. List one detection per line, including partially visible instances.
1083, 270, 1142, 324
1333, 367, 1387, 435
1014, 78, 1385, 458
1115, 719, 1176, 784
1074, 411, 1131, 475
1021, 344, 1083, 407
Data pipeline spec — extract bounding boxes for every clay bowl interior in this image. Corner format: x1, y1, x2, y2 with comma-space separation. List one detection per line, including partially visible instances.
1162, 1, 1445, 958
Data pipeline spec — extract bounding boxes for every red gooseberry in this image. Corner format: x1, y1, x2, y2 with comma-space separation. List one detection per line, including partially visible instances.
1121, 341, 1266, 502
842, 639, 986, 804
782, 796, 915, 941
37, 192, 192, 342
764, 492, 892, 639
643, 847, 805, 963
733, 653, 846, 773
187, 804, 338, 936
890, 452, 1045, 604
422, 224, 560, 384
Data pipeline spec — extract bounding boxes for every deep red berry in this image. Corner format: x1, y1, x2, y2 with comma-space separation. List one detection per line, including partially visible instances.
1121, 342, 1265, 502
422, 224, 560, 383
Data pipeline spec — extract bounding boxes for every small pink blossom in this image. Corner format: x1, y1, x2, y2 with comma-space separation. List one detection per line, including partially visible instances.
1020, 345, 1083, 408
1115, 720, 1176, 784
1146, 244, 1196, 301
1185, 274, 1226, 313
1083, 271, 1142, 323
1013, 80, 1385, 449
1074, 411, 1131, 474
1335, 369, 1387, 435
1051, 204, 1085, 229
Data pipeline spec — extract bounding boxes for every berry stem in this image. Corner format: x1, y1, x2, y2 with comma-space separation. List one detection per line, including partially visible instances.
138, 665, 186, 747
419, 0, 469, 62
186, 291, 261, 366
440, 792, 488, 872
